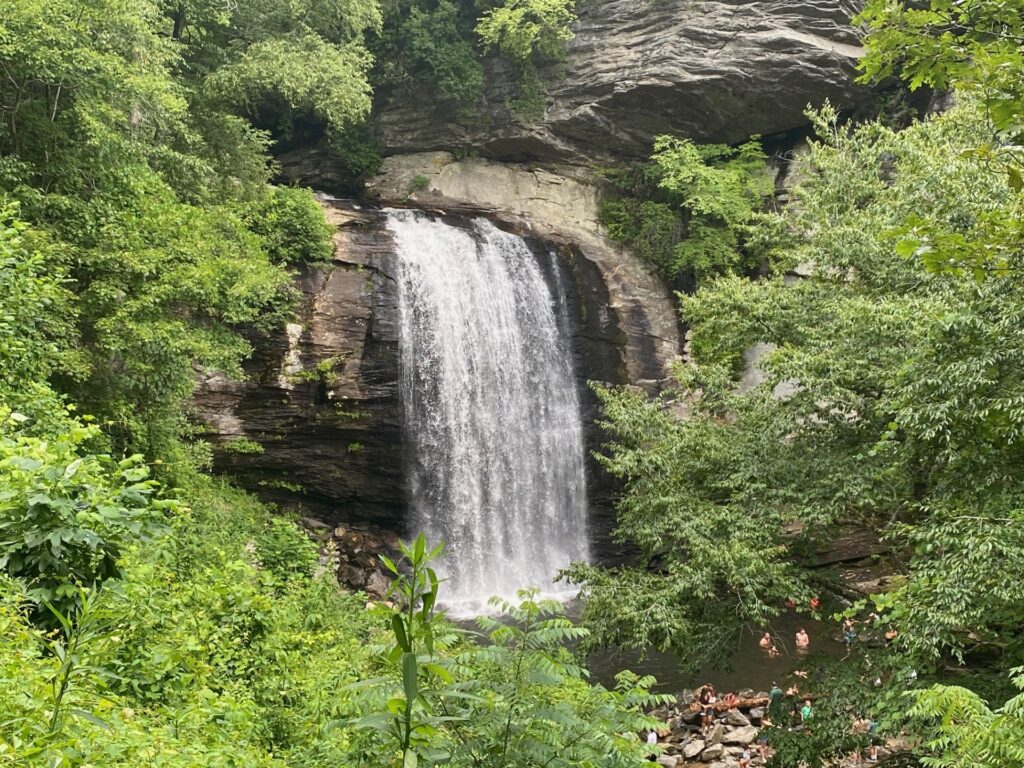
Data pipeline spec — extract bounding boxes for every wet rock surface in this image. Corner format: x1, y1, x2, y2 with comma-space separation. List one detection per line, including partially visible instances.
193, 199, 643, 549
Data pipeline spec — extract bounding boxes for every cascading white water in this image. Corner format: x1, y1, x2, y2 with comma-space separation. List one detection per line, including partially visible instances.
388, 208, 589, 614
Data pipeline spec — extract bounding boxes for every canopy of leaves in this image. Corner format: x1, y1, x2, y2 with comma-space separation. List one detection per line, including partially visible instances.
0, 0, 345, 457
573, 102, 1024, 687
599, 137, 774, 283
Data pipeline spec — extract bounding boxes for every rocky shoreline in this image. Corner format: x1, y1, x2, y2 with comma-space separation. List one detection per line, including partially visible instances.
647, 689, 894, 768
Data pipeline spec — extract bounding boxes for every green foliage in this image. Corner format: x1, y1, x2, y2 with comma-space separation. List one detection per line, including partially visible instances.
243, 186, 335, 266
355, 536, 670, 767
0, 415, 171, 615
576, 101, 1024, 687
907, 669, 1024, 768
373, 0, 485, 111
856, 0, 1024, 276
476, 0, 577, 120
599, 136, 773, 281
476, 0, 577, 64
222, 437, 266, 455
0, 0, 346, 459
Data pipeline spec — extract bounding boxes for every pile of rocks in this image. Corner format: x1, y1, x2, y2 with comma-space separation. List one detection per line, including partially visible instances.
649, 689, 768, 768
301, 517, 399, 598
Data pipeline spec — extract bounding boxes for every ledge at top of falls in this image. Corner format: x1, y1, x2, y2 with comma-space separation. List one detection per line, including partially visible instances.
368, 0, 871, 164
363, 153, 683, 388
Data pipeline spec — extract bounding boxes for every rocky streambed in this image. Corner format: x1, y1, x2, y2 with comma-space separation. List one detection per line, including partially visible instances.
647, 691, 897, 768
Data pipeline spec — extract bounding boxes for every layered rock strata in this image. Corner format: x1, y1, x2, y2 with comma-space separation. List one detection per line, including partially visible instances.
372, 0, 870, 163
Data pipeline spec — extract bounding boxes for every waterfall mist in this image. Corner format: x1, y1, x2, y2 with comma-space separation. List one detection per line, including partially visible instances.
388, 209, 589, 614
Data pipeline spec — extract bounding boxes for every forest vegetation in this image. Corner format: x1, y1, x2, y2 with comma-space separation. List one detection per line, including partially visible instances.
1, 0, 1024, 766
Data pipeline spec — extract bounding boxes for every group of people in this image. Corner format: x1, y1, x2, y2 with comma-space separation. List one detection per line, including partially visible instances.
758, 627, 811, 657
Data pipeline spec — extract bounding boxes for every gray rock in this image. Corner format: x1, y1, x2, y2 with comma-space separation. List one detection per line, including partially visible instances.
679, 708, 704, 729
680, 709, 701, 725
682, 739, 706, 759
372, 0, 873, 164
725, 709, 751, 727
707, 723, 726, 745
365, 569, 390, 598
656, 757, 679, 768
724, 726, 760, 745
737, 689, 755, 699
749, 707, 765, 723
701, 743, 725, 760
194, 202, 404, 528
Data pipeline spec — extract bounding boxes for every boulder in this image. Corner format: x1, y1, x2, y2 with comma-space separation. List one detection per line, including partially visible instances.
706, 724, 725, 746
680, 709, 701, 725
724, 726, 760, 745
749, 707, 765, 723
682, 739, 706, 759
677, 689, 696, 707
365, 569, 390, 598
725, 709, 750, 727
701, 743, 725, 760
656, 757, 679, 768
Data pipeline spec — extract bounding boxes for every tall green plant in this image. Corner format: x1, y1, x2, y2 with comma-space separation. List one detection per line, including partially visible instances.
354, 536, 669, 767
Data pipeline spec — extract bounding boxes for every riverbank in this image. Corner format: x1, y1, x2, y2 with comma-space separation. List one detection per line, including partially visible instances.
647, 691, 900, 767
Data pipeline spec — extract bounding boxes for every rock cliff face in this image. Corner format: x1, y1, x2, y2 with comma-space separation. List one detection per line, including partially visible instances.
209, 0, 873, 555
193, 199, 655, 542
372, 0, 869, 163
194, 204, 405, 526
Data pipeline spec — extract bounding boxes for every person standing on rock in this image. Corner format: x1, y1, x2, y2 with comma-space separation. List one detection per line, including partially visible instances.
645, 729, 658, 761
698, 684, 717, 735
739, 747, 752, 768
768, 682, 784, 722
795, 628, 810, 649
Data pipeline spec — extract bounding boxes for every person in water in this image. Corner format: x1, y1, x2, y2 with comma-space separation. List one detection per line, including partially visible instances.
795, 628, 810, 649
759, 631, 780, 655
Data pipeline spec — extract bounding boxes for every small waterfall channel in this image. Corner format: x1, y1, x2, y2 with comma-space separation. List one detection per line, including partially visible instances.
387, 209, 589, 614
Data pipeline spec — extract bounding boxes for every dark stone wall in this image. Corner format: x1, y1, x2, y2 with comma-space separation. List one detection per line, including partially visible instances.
193, 201, 631, 548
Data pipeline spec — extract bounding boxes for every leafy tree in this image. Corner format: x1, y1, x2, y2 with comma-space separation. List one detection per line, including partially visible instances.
475, 0, 577, 64
908, 669, 1024, 768
0, 413, 172, 614
600, 137, 773, 283
476, 0, 577, 119
574, 101, 1024, 686
375, 0, 486, 111
857, 0, 1024, 276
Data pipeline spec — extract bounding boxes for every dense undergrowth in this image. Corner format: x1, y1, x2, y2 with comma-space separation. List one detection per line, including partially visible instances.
4, 0, 1024, 766
0, 1, 658, 766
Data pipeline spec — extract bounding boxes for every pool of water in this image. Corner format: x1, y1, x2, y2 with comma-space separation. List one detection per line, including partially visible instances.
585, 611, 848, 694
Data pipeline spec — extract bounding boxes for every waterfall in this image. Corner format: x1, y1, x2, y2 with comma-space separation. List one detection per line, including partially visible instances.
388, 209, 589, 614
